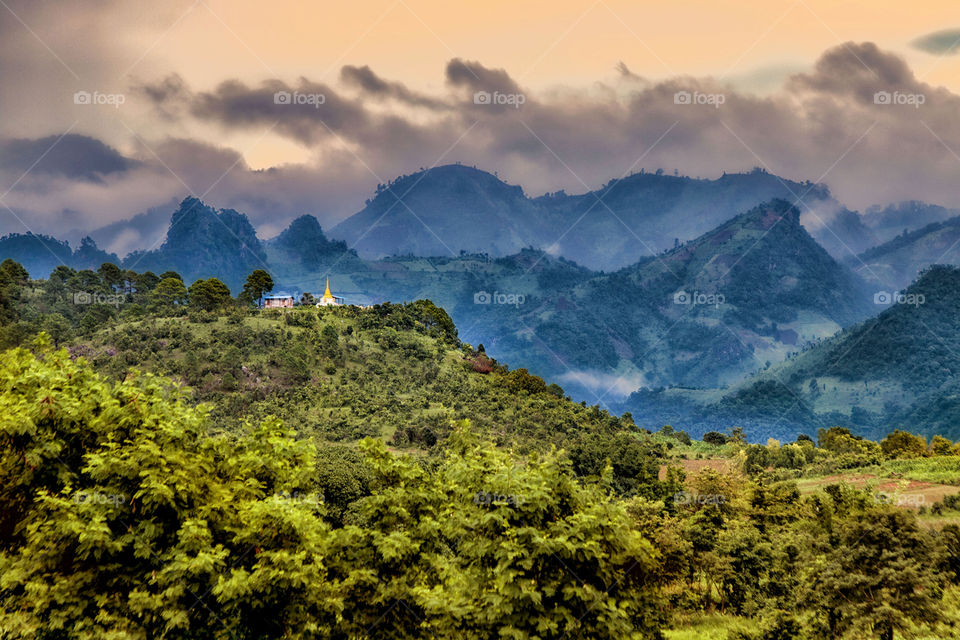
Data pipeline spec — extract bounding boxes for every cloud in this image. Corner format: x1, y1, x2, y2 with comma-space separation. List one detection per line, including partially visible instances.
911, 29, 960, 55
340, 65, 449, 110
445, 58, 524, 96
190, 78, 368, 145
128, 44, 960, 215
557, 369, 649, 399
0, 134, 135, 183
7, 41, 960, 256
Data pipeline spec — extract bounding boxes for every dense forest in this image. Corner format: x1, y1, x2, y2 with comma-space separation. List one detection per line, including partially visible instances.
3, 259, 960, 638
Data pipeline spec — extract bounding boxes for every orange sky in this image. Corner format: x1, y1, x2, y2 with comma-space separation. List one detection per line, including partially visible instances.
131, 0, 958, 92
87, 0, 954, 169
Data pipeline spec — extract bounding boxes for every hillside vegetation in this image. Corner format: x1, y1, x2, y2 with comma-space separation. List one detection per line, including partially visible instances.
5, 256, 960, 638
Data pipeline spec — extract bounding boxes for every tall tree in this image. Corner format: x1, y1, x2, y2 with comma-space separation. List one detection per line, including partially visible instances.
149, 277, 188, 310
242, 269, 274, 307
188, 278, 232, 311
97, 262, 123, 291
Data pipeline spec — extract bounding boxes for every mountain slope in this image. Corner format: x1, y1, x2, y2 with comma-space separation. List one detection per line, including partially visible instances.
538, 168, 870, 269
65, 300, 643, 455
331, 164, 548, 260
285, 200, 873, 405
486, 200, 873, 401
264, 214, 366, 285
0, 233, 118, 279
331, 165, 872, 271
0, 233, 74, 279
660, 265, 960, 440
864, 200, 960, 244
71, 237, 120, 270
853, 215, 960, 290
122, 197, 267, 291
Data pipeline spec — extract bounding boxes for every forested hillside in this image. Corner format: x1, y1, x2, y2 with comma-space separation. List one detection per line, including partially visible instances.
635, 265, 960, 442
5, 256, 960, 638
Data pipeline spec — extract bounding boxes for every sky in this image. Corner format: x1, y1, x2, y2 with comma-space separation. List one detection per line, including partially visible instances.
1, 0, 960, 254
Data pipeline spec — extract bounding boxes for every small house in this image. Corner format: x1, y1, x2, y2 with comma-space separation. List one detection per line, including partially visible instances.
263, 293, 295, 308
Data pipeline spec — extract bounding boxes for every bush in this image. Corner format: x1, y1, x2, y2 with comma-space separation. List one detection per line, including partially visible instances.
703, 431, 728, 445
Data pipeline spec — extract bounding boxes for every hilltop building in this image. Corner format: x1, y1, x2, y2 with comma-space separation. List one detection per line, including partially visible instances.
263, 293, 295, 308
316, 278, 344, 307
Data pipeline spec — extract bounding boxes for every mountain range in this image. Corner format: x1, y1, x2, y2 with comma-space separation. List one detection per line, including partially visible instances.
6, 164, 960, 441
331, 165, 876, 270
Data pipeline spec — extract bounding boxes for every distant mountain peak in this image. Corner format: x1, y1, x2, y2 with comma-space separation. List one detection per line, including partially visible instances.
123, 197, 266, 291
267, 213, 358, 272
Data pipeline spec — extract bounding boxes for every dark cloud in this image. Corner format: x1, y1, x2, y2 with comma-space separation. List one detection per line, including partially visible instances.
340, 65, 449, 110
912, 29, 960, 55
134, 74, 190, 121
0, 134, 135, 183
788, 41, 916, 101
190, 78, 368, 145
614, 61, 641, 80
445, 58, 523, 96
163, 43, 960, 215
139, 74, 462, 170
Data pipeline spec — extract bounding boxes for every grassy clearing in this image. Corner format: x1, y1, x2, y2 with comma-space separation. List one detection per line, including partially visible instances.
793, 470, 960, 514
665, 590, 960, 640
665, 613, 757, 639
882, 457, 960, 485
916, 513, 960, 529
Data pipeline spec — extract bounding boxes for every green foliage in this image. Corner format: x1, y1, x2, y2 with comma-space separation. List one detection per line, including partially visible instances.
242, 269, 274, 307
570, 432, 678, 498
150, 276, 188, 310
802, 506, 943, 639
188, 277, 232, 311
1, 260, 958, 638
881, 429, 928, 458
703, 431, 728, 446
345, 428, 665, 638
930, 434, 954, 456
503, 367, 547, 395
0, 347, 666, 639
0, 338, 338, 638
